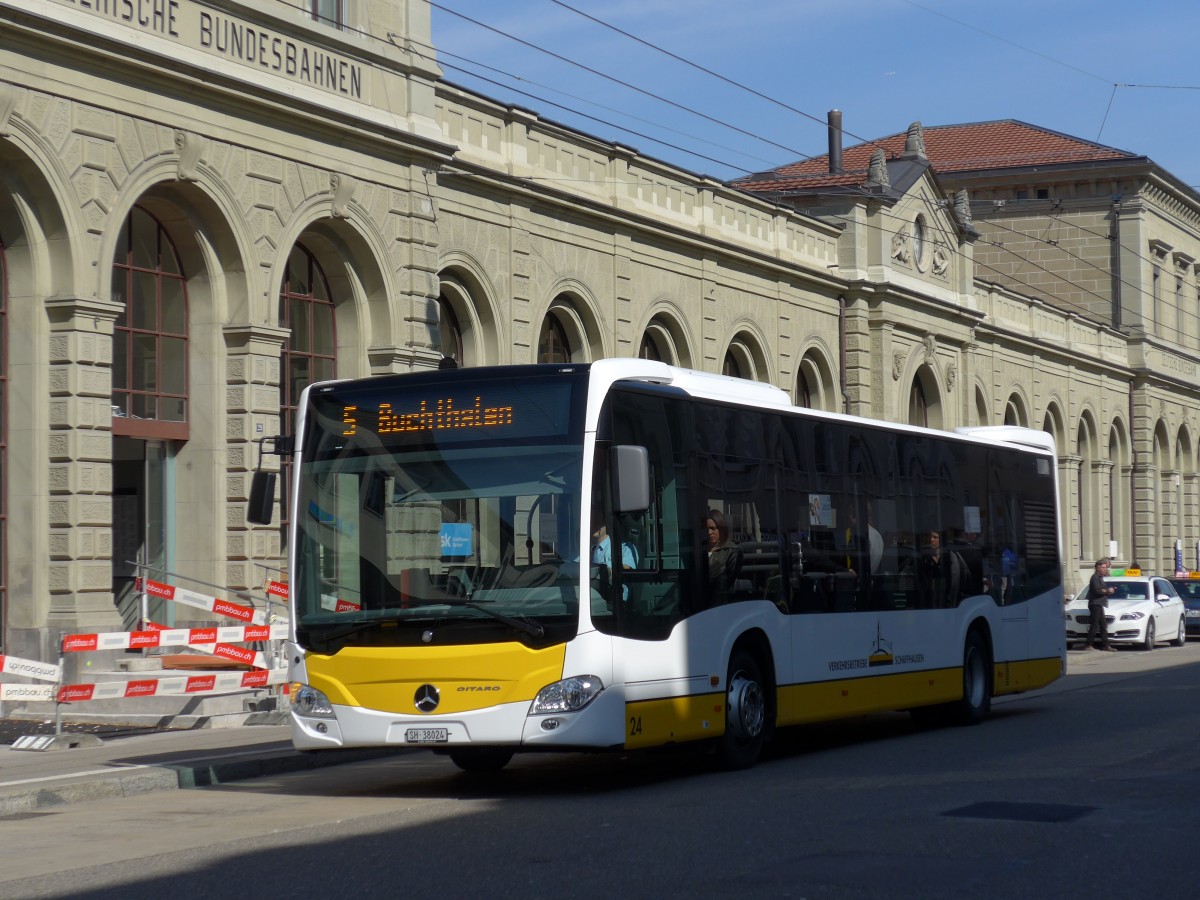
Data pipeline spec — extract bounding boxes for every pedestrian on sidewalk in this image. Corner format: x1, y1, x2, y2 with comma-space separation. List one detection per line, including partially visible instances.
1086, 558, 1117, 651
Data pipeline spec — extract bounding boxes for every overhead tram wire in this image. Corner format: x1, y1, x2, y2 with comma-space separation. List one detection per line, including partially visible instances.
775, 195, 1133, 326
952, 205, 1196, 337
316, 1, 1181, 333
405, 46, 759, 176
427, 1, 835, 174
544, 0, 890, 157
409, 41, 780, 171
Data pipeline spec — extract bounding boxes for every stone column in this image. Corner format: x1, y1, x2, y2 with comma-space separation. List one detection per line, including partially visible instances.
223, 324, 288, 592
45, 295, 124, 631
1058, 453, 1081, 563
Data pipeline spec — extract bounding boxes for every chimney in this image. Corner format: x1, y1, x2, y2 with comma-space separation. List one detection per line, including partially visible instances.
828, 109, 843, 174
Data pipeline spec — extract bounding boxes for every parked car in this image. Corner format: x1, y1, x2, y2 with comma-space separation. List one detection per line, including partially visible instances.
1065, 575, 1186, 649
1167, 574, 1200, 638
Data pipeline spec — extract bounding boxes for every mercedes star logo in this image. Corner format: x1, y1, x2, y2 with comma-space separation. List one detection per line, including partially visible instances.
414, 684, 440, 713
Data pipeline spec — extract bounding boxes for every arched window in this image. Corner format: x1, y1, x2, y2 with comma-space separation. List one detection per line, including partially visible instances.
438, 295, 463, 366
908, 379, 928, 427
537, 315, 571, 363
111, 206, 189, 440
638, 332, 661, 361
281, 244, 336, 423
913, 215, 927, 268
280, 244, 336, 544
796, 369, 813, 409
722, 350, 743, 379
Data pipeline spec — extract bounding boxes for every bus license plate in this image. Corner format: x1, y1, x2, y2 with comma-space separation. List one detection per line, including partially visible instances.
405, 728, 449, 744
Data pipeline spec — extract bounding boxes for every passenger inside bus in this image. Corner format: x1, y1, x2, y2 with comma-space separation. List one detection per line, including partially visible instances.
703, 509, 742, 602
591, 508, 638, 602
790, 526, 856, 612
905, 530, 968, 608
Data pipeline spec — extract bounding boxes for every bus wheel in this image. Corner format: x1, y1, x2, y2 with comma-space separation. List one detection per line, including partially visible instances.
952, 630, 992, 726
718, 650, 767, 769
448, 747, 514, 773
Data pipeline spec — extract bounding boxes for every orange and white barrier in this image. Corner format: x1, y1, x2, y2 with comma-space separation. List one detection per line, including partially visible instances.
57, 668, 287, 703
61, 623, 287, 670
61, 623, 288, 654
266, 579, 289, 602
143, 578, 275, 625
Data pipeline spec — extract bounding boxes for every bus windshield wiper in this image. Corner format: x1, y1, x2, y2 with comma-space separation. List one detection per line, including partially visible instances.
301, 619, 384, 653
466, 601, 545, 638
443, 599, 545, 638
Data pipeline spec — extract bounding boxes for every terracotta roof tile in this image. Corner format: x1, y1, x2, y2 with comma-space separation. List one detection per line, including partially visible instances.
735, 120, 1138, 193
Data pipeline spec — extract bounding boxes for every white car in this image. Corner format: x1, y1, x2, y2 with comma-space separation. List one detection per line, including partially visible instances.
1065, 575, 1186, 649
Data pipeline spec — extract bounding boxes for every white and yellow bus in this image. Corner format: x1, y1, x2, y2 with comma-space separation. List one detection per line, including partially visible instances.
254, 358, 1064, 771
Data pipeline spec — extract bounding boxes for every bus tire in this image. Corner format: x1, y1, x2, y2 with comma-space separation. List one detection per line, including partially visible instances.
951, 629, 992, 726
717, 649, 767, 770
448, 747, 514, 773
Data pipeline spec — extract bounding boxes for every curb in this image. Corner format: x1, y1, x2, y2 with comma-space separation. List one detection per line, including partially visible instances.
0, 746, 406, 816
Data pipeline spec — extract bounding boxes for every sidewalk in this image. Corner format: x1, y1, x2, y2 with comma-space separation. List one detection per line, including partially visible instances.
0, 721, 402, 815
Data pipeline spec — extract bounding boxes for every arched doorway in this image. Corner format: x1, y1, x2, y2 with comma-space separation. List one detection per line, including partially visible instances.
110, 205, 189, 627
279, 242, 336, 553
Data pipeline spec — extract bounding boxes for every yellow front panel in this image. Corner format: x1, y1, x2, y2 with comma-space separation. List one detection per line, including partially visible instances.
625, 693, 724, 749
306, 643, 566, 715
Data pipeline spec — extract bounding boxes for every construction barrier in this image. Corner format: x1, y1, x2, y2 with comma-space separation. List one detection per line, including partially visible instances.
56, 667, 287, 703
5, 570, 291, 749
143, 578, 276, 625
0, 655, 62, 701
61, 622, 288, 670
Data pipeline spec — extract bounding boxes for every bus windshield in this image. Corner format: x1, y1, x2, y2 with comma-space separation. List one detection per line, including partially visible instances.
291, 368, 588, 651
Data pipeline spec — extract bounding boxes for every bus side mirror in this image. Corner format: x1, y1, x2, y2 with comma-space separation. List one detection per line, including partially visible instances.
248, 471, 276, 526
611, 445, 650, 513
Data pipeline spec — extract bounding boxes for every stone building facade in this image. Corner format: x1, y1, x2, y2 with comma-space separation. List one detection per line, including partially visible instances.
0, 1, 1190, 661
738, 119, 1200, 581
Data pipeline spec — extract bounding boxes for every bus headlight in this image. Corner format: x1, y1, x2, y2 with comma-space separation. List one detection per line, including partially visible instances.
291, 683, 336, 718
530, 675, 604, 714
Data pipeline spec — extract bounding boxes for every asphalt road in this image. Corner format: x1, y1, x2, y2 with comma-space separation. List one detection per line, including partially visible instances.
2, 643, 1198, 900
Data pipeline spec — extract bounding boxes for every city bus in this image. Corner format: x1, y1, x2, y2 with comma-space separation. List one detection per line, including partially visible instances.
251, 359, 1065, 771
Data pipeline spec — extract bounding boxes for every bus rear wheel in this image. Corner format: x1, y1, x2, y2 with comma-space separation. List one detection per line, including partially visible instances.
717, 650, 767, 770
951, 629, 992, 726
447, 747, 514, 773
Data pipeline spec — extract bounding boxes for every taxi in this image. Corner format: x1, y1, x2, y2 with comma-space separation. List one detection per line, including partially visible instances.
1065, 570, 1186, 649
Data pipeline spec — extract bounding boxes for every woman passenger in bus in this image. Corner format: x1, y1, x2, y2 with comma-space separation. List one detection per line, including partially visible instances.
704, 509, 742, 601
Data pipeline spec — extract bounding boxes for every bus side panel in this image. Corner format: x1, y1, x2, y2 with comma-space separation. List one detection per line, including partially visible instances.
614, 603, 790, 750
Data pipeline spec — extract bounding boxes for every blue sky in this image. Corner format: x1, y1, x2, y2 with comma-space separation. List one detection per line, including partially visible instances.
429, 0, 1200, 190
